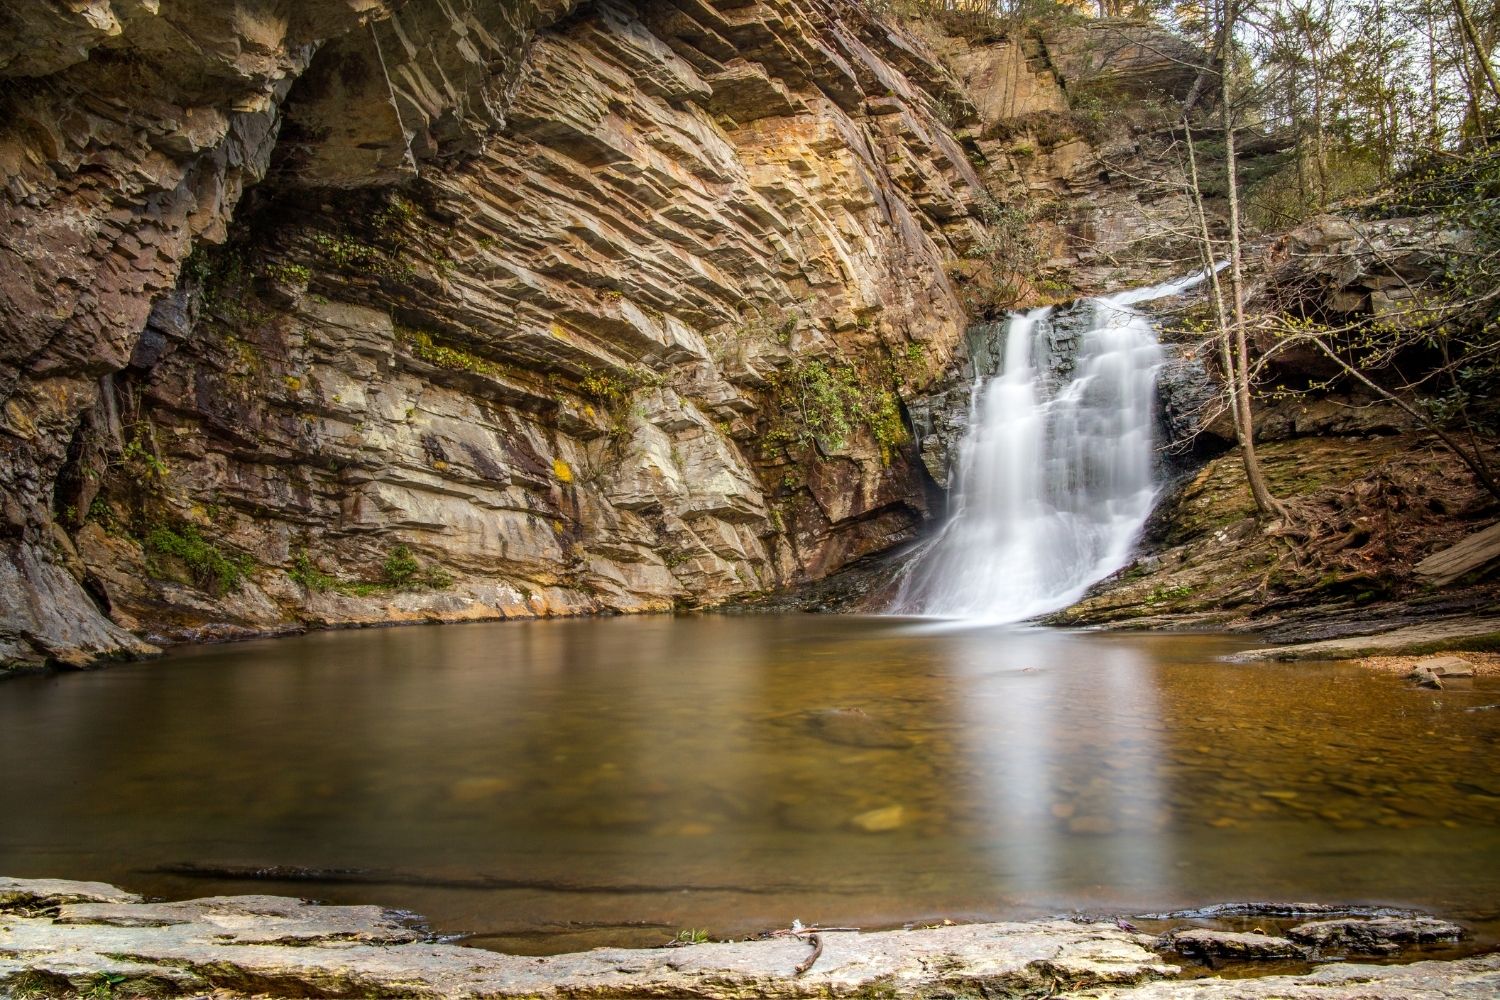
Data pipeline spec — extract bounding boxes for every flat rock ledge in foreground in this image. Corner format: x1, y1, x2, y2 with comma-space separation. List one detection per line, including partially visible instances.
2, 879, 1497, 999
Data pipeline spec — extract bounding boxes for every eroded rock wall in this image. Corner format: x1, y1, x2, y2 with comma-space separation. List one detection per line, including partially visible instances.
1, 1, 1206, 665
3, 0, 994, 660
0, 0, 580, 663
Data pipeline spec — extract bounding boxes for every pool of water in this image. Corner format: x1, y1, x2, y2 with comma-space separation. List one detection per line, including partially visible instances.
2, 614, 1498, 954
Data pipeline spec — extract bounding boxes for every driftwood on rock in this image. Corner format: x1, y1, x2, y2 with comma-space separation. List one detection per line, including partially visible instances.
1417, 521, 1500, 586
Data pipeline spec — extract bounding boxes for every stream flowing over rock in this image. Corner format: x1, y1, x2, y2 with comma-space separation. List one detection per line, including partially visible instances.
890, 271, 1216, 622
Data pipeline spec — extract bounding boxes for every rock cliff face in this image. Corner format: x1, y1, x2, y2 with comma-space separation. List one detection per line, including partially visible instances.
1, 0, 1202, 667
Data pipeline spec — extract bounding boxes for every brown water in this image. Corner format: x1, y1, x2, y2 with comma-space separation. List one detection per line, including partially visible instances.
2, 614, 1498, 954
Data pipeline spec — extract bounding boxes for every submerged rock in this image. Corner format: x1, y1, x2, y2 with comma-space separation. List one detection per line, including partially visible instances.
850, 804, 906, 833
806, 708, 913, 750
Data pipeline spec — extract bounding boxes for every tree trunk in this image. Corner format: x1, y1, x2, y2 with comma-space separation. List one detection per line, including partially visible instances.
1220, 27, 1286, 520
1454, 0, 1500, 104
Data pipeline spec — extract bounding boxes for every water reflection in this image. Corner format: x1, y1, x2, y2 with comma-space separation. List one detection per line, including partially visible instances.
948, 626, 1165, 899
0, 614, 1497, 953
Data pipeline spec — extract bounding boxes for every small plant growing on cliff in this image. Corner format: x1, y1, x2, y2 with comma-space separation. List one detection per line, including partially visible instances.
261, 261, 311, 286
398, 326, 506, 376
580, 364, 663, 407
313, 233, 388, 272
288, 550, 339, 593
381, 544, 453, 590
120, 428, 169, 483
145, 523, 254, 594
378, 194, 420, 230
381, 545, 423, 588
287, 547, 449, 595
767, 355, 910, 462
674, 928, 711, 945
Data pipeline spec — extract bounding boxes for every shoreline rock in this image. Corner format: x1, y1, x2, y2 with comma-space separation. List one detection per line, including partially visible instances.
2, 878, 1496, 999
1228, 617, 1500, 663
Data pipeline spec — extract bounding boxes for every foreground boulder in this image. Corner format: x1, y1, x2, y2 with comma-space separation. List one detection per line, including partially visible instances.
1080, 956, 1500, 999
0, 878, 1174, 999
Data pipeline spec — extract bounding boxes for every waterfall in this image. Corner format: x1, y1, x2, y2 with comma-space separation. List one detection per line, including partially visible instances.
890, 271, 1216, 623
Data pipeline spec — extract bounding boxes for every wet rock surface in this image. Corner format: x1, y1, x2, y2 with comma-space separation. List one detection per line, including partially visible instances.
1162, 928, 1305, 961
1288, 917, 1466, 955
0, 878, 1179, 999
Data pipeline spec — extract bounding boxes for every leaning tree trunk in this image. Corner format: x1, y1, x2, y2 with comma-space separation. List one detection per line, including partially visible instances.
1220, 33, 1286, 520
1454, 0, 1500, 105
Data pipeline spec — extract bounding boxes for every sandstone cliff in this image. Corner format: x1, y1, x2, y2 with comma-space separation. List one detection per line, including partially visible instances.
1, 0, 1202, 667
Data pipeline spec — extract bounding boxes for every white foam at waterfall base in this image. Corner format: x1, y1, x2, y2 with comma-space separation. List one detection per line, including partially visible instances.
890, 271, 1215, 623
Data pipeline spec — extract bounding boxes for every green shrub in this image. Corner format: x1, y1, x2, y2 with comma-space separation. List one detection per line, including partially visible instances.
768, 355, 910, 461
287, 545, 453, 595
145, 523, 254, 594
381, 544, 422, 587
287, 550, 339, 592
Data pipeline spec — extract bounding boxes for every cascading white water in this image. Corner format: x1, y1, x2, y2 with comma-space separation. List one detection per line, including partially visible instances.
891, 271, 1215, 623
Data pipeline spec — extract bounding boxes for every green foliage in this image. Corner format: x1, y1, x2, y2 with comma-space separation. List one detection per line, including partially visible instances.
145, 522, 254, 594
951, 195, 1043, 316
381, 544, 424, 587
87, 497, 113, 525
768, 354, 910, 461
380, 544, 453, 591
120, 427, 169, 483
80, 973, 130, 1000
580, 364, 664, 408
261, 260, 312, 286
674, 928, 711, 944
287, 545, 452, 596
312, 233, 390, 272
1147, 583, 1194, 603
311, 193, 423, 279
378, 194, 420, 230
398, 327, 506, 376
287, 549, 340, 593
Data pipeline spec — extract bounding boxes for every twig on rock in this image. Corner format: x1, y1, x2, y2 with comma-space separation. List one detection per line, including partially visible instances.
794, 932, 823, 975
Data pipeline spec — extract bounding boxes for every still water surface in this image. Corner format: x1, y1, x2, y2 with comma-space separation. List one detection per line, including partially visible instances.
2, 614, 1498, 953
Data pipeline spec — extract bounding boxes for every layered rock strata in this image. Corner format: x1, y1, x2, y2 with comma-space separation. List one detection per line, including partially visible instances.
1, 0, 576, 664
2, 1, 1204, 666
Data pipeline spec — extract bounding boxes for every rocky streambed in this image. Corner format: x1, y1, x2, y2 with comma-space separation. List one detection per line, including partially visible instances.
1, 878, 1497, 999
